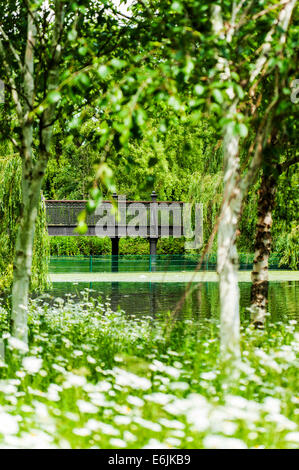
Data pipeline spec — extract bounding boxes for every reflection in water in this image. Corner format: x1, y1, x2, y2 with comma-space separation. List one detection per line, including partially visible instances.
47, 281, 298, 323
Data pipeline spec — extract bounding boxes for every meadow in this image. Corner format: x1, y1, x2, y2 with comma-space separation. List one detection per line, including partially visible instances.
0, 290, 298, 449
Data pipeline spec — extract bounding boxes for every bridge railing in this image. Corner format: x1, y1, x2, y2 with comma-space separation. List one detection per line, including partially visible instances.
45, 193, 186, 234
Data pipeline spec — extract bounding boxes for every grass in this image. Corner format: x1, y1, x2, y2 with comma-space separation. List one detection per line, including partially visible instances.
0, 290, 298, 449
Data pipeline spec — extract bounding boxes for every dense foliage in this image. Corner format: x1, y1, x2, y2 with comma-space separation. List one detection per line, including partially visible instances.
43, 112, 298, 261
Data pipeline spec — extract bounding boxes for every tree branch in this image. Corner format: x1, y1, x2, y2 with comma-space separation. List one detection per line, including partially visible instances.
0, 25, 24, 72
250, 0, 297, 84
0, 39, 23, 123
278, 155, 299, 174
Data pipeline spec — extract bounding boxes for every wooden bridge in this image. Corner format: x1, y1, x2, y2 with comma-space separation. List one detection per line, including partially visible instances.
45, 192, 187, 256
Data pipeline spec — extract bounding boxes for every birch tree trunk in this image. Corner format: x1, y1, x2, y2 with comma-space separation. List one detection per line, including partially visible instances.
10, 4, 64, 342
250, 142, 299, 327
217, 116, 242, 363
250, 168, 276, 327
211, 4, 242, 363
11, 171, 45, 342
212, 0, 296, 361
11, 12, 36, 343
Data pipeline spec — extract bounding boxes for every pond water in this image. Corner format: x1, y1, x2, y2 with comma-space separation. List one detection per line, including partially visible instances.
47, 281, 298, 324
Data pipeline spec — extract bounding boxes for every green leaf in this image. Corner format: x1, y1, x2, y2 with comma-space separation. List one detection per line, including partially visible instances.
97, 65, 110, 79
77, 73, 90, 87
183, 57, 194, 80
194, 84, 205, 96
170, 1, 183, 13
78, 46, 88, 56
47, 91, 61, 104
135, 108, 146, 127
168, 96, 181, 111
90, 187, 102, 201
86, 199, 97, 213
234, 123, 248, 138
111, 59, 127, 69
239, 123, 248, 138
159, 120, 167, 133
212, 89, 223, 104
77, 210, 87, 223
75, 221, 88, 235
68, 29, 77, 41
69, 115, 81, 129
234, 84, 245, 100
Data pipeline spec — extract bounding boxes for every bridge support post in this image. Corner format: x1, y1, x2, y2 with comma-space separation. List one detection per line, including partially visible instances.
112, 237, 119, 256
149, 190, 158, 272
111, 237, 119, 272
149, 238, 157, 272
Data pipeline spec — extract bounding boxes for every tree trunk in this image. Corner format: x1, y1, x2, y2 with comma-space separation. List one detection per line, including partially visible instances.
11, 168, 44, 343
10, 4, 63, 342
250, 169, 276, 327
217, 116, 242, 364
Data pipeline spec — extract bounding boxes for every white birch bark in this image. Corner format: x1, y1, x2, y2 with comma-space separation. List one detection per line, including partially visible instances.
11, 13, 37, 343
212, 3, 242, 363
11, 177, 44, 342
11, 3, 64, 343
217, 113, 242, 362
250, 0, 297, 84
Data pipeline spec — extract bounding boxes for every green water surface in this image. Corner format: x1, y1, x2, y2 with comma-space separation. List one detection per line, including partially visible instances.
47, 281, 298, 323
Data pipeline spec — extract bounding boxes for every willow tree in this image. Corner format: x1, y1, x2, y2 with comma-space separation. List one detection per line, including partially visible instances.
0, 153, 49, 294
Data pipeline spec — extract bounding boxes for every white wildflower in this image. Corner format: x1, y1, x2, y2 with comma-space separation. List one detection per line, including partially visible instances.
0, 412, 19, 435
144, 392, 175, 405
73, 428, 91, 437
134, 417, 162, 432
186, 407, 210, 432
265, 413, 297, 431
5, 430, 55, 449
64, 373, 87, 388
96, 381, 111, 392
96, 422, 119, 435
114, 415, 132, 425
123, 431, 136, 442
165, 437, 181, 447
0, 382, 17, 395
22, 357, 42, 374
143, 439, 168, 449
169, 381, 189, 391
159, 418, 185, 429
113, 368, 151, 390
203, 435, 247, 449
127, 395, 144, 407
46, 384, 62, 402
285, 432, 299, 443
149, 360, 181, 379
170, 430, 185, 438
110, 438, 126, 448
200, 371, 216, 380
8, 337, 28, 353
77, 400, 98, 414
263, 397, 281, 414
